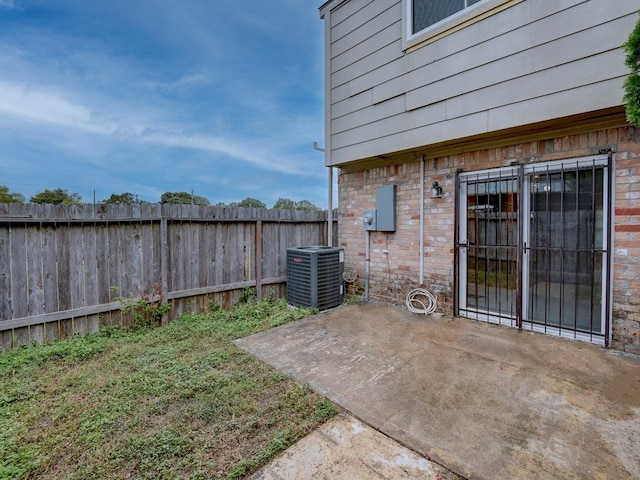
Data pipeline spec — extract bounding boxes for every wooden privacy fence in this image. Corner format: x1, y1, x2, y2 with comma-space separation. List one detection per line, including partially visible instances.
0, 203, 338, 351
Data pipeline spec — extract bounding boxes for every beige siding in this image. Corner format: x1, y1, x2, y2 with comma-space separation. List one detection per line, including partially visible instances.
324, 0, 637, 166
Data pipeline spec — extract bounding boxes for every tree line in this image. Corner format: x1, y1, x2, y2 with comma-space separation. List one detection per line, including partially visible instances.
0, 186, 320, 211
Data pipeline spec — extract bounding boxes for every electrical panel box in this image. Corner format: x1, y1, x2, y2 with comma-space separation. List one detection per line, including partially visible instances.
376, 185, 396, 232
363, 209, 377, 231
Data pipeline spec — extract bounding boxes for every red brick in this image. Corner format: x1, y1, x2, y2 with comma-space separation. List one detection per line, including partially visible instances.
616, 208, 640, 216
615, 225, 640, 233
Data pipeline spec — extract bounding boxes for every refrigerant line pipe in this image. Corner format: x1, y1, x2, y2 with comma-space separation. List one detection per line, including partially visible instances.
365, 229, 370, 300
420, 156, 425, 285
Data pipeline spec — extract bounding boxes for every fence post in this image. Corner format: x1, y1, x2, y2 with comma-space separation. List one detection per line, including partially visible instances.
255, 219, 263, 301
160, 213, 169, 313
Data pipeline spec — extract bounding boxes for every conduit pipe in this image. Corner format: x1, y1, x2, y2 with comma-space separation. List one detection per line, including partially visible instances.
328, 167, 333, 246
313, 141, 333, 247
365, 229, 370, 300
407, 156, 440, 315
420, 156, 425, 285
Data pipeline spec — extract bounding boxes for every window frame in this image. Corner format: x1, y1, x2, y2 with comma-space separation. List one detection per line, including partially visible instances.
402, 0, 519, 50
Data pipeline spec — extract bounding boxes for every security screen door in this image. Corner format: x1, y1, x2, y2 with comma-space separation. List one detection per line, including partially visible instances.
457, 166, 520, 327
456, 156, 610, 344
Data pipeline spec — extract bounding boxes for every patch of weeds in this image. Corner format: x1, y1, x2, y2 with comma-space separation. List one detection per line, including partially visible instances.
0, 296, 335, 480
0, 447, 40, 480
240, 286, 256, 304
113, 282, 171, 329
119, 295, 171, 329
179, 296, 316, 341
126, 428, 194, 477
344, 294, 364, 305
0, 329, 131, 380
208, 299, 223, 312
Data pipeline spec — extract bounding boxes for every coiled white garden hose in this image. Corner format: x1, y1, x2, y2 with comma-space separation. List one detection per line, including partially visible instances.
342, 270, 359, 284
406, 288, 438, 315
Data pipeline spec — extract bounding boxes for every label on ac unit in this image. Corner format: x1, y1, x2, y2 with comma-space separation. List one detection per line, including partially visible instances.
339, 250, 344, 263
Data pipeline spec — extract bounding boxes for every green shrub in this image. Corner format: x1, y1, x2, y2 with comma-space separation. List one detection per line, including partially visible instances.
624, 11, 640, 126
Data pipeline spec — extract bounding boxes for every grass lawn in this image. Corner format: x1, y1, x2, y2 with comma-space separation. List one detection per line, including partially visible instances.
0, 296, 338, 479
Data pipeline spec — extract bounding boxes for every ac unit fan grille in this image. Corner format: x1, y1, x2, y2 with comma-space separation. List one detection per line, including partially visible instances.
286, 246, 344, 310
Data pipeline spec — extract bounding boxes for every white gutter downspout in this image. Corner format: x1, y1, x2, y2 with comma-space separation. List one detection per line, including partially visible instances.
319, 5, 333, 247
420, 155, 425, 285
313, 142, 332, 247
328, 167, 333, 246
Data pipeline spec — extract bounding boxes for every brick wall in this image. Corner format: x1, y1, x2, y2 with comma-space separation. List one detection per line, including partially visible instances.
611, 127, 640, 353
337, 126, 640, 353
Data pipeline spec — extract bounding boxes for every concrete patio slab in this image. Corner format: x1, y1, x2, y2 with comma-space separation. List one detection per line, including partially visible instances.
250, 413, 450, 480
236, 302, 640, 480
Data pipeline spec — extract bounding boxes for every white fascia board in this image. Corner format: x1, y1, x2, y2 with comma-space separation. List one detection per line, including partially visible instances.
319, 0, 350, 18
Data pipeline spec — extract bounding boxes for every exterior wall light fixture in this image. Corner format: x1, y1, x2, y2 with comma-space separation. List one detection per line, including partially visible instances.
430, 181, 443, 198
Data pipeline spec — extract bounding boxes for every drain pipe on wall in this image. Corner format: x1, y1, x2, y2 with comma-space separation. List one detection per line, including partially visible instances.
365, 229, 370, 300
420, 155, 425, 285
313, 141, 333, 247
327, 166, 333, 246
407, 155, 439, 315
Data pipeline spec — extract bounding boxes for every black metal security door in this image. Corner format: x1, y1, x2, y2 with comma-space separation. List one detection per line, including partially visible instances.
456, 156, 611, 344
456, 166, 521, 327
522, 158, 610, 343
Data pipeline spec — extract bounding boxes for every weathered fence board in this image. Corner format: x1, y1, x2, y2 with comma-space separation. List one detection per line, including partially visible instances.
0, 227, 10, 318
11, 225, 28, 319
42, 224, 58, 315
56, 225, 72, 312
0, 203, 337, 351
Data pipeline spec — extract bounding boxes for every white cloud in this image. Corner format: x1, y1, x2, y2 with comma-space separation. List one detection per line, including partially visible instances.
146, 131, 315, 177
143, 72, 210, 94
0, 80, 114, 134
0, 0, 16, 9
0, 79, 322, 178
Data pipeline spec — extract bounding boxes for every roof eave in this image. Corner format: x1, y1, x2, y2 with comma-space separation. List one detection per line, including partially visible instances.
319, 0, 350, 18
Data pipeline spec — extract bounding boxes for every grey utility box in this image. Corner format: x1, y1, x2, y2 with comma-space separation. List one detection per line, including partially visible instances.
376, 185, 396, 232
286, 246, 344, 310
363, 209, 377, 231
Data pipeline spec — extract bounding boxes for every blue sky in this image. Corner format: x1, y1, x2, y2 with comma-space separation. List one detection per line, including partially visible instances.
0, 0, 333, 208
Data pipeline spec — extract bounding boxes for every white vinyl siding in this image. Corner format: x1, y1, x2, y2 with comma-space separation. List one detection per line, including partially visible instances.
321, 0, 636, 167
403, 0, 520, 49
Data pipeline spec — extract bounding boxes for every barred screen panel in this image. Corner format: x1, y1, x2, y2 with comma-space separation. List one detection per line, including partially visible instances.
286, 246, 344, 310
412, 0, 483, 34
